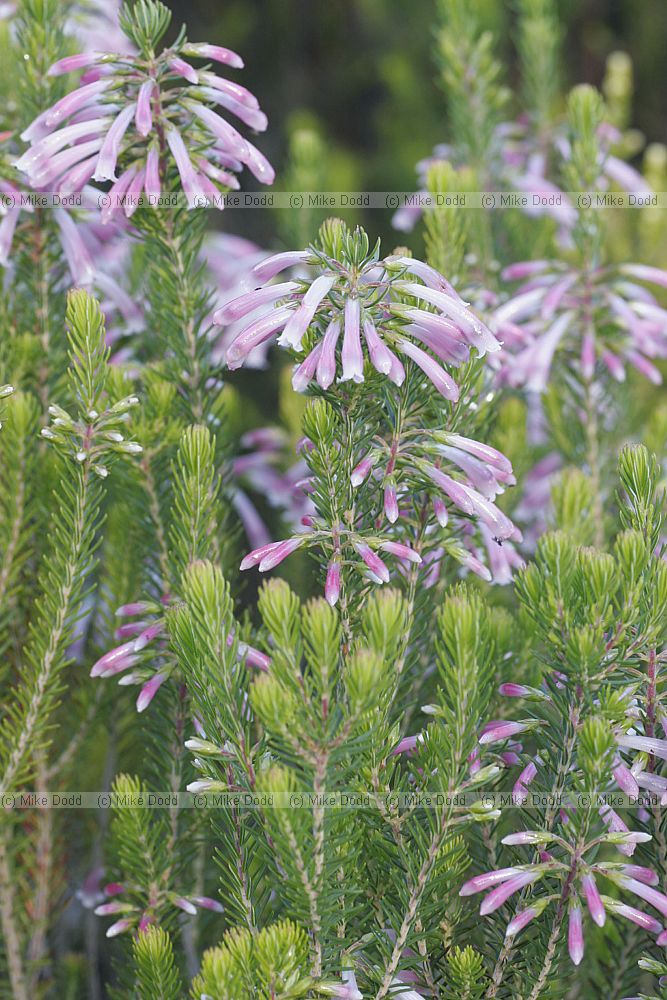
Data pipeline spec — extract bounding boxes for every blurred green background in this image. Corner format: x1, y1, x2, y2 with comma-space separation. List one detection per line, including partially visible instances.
167, 0, 667, 249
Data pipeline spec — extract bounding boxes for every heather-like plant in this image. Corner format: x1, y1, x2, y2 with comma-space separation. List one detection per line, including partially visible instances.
0, 1, 665, 998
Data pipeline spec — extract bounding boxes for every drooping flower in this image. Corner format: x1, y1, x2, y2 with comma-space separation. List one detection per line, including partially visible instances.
568, 904, 584, 965
504, 904, 543, 938
324, 968, 364, 1000
514, 759, 542, 804
217, 223, 500, 396
17, 12, 273, 217
581, 873, 605, 927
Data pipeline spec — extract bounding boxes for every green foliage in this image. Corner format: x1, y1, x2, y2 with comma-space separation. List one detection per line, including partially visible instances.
0, 391, 39, 660
434, 586, 496, 768
169, 424, 220, 579
550, 468, 598, 546
618, 443, 664, 552
0, 292, 141, 797
516, 0, 562, 125
443, 945, 488, 1000
119, 0, 172, 55
424, 162, 476, 281
564, 84, 606, 262
132, 927, 183, 1000
435, 0, 509, 170
192, 921, 313, 1000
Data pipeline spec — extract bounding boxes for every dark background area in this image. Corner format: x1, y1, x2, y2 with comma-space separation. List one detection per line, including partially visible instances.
165, 0, 667, 249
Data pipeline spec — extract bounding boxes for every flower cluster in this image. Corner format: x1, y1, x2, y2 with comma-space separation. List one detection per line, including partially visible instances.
393, 118, 650, 238
17, 19, 273, 216
493, 261, 667, 392
241, 531, 422, 606
94, 880, 223, 939
460, 844, 667, 966
216, 224, 501, 397
91, 599, 270, 713
349, 428, 522, 584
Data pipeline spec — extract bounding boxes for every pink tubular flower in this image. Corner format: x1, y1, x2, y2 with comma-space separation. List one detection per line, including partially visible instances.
94, 103, 136, 182
421, 467, 518, 542
479, 720, 530, 745
93, 901, 127, 916
459, 867, 524, 896
238, 643, 270, 671
354, 542, 390, 584
174, 897, 197, 916
48, 52, 102, 76
620, 866, 659, 886
505, 905, 541, 938
341, 297, 364, 382
513, 760, 538, 804
602, 896, 662, 933
135, 80, 154, 137
350, 453, 377, 487
479, 871, 541, 916
568, 905, 584, 966
280, 275, 336, 351
90, 641, 138, 678
501, 831, 546, 846
391, 734, 423, 756
379, 542, 422, 564
395, 337, 460, 400
182, 43, 244, 69
581, 873, 605, 927
618, 876, 667, 918
329, 969, 363, 1000
136, 672, 167, 713
106, 918, 132, 938
18, 21, 272, 211
612, 759, 640, 797
191, 896, 224, 912
218, 223, 499, 393
325, 559, 341, 607
104, 883, 125, 897
292, 344, 322, 392
116, 601, 156, 617
616, 733, 667, 761
384, 482, 399, 523
166, 128, 207, 207
240, 537, 304, 572
499, 683, 531, 698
